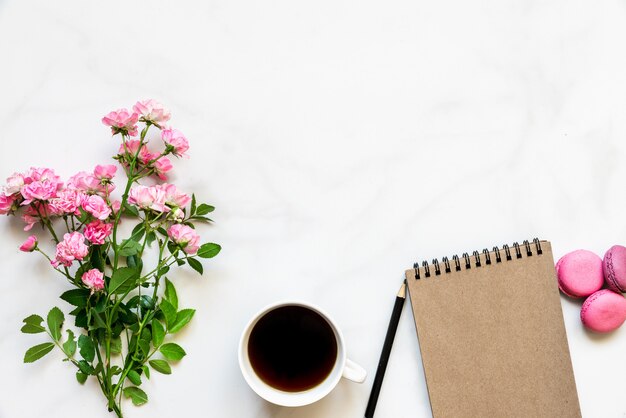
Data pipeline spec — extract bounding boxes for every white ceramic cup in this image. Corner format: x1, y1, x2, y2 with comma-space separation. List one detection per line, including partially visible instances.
238, 300, 367, 407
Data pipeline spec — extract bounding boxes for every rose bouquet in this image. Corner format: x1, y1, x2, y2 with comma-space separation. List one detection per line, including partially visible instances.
1, 100, 220, 417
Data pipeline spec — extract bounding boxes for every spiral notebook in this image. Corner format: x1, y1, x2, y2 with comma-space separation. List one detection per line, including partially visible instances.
404, 239, 581, 418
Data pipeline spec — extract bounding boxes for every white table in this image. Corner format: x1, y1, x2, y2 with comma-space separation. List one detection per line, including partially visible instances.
1, 0, 625, 417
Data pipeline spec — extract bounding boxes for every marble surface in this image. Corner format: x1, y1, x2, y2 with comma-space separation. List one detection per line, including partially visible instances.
1, 0, 626, 417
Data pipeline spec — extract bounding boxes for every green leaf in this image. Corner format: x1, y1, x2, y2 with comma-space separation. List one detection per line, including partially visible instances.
138, 328, 151, 355
89, 308, 107, 330
23, 314, 44, 325
21, 324, 45, 333
78, 335, 95, 363
21, 314, 46, 334
191, 215, 213, 223
63, 330, 77, 356
169, 309, 195, 334
157, 265, 170, 277
152, 320, 165, 347
167, 241, 179, 256
163, 278, 178, 311
94, 360, 104, 375
108, 267, 139, 295
90, 246, 104, 271
126, 254, 139, 269
24, 343, 54, 363
74, 264, 88, 283
110, 366, 122, 376
123, 386, 148, 406
141, 327, 152, 342
77, 208, 90, 223
197, 243, 221, 259
137, 340, 150, 357
160, 300, 177, 329
119, 239, 142, 257
47, 307, 64, 341
60, 289, 90, 308
196, 204, 214, 216
149, 359, 171, 375
127, 370, 142, 386
24, 342, 55, 363
190, 193, 197, 216
142, 365, 151, 380
76, 371, 88, 384
123, 202, 139, 217
94, 296, 107, 313
77, 359, 95, 375
127, 295, 153, 311
187, 258, 203, 275
75, 310, 88, 328
111, 336, 122, 355
160, 343, 186, 361
130, 222, 146, 241
146, 231, 157, 247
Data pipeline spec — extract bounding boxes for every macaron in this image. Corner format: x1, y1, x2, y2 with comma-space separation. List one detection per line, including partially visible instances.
603, 245, 626, 293
580, 289, 626, 333
555, 250, 604, 298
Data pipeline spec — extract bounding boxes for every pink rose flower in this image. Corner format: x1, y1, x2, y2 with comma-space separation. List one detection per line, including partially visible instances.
67, 171, 101, 194
102, 108, 139, 136
49, 189, 86, 215
19, 235, 37, 252
167, 224, 200, 254
133, 99, 171, 126
24, 167, 63, 189
22, 213, 38, 231
21, 205, 44, 230
161, 128, 189, 158
82, 195, 112, 220
128, 185, 168, 212
5, 172, 25, 195
118, 140, 153, 164
94, 164, 117, 180
0, 193, 15, 215
111, 200, 121, 214
82, 269, 105, 292
20, 168, 63, 205
153, 156, 173, 180
53, 232, 89, 267
20, 180, 58, 205
84, 220, 113, 245
159, 184, 191, 208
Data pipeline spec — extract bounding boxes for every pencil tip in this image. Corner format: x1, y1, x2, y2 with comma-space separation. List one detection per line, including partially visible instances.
398, 281, 407, 298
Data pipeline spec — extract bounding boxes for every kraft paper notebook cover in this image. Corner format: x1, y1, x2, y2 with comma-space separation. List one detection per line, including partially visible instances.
404, 239, 581, 418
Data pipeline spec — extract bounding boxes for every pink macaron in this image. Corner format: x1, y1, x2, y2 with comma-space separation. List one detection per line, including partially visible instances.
603, 245, 626, 293
556, 250, 604, 298
580, 289, 626, 333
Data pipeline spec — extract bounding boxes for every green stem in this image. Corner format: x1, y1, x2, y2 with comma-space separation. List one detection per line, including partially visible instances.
111, 313, 152, 398
63, 216, 71, 233
112, 126, 151, 270
112, 172, 136, 271
140, 255, 175, 284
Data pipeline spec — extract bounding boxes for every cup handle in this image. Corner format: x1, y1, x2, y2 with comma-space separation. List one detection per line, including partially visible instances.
342, 358, 367, 383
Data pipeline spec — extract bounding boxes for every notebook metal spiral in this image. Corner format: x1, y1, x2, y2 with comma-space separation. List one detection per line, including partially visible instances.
412, 238, 543, 280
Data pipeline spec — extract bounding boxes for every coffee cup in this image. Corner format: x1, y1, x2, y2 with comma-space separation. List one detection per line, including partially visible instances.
238, 300, 367, 407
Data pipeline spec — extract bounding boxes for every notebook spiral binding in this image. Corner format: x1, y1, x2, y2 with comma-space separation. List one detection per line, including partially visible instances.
412, 238, 543, 280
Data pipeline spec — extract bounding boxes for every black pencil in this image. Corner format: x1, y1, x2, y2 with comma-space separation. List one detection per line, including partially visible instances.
364, 280, 407, 418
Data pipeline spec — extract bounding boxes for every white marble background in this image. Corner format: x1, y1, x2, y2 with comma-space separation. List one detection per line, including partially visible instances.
1, 0, 626, 417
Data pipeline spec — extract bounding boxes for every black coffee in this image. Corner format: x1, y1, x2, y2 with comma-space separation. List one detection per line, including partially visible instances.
248, 305, 338, 392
